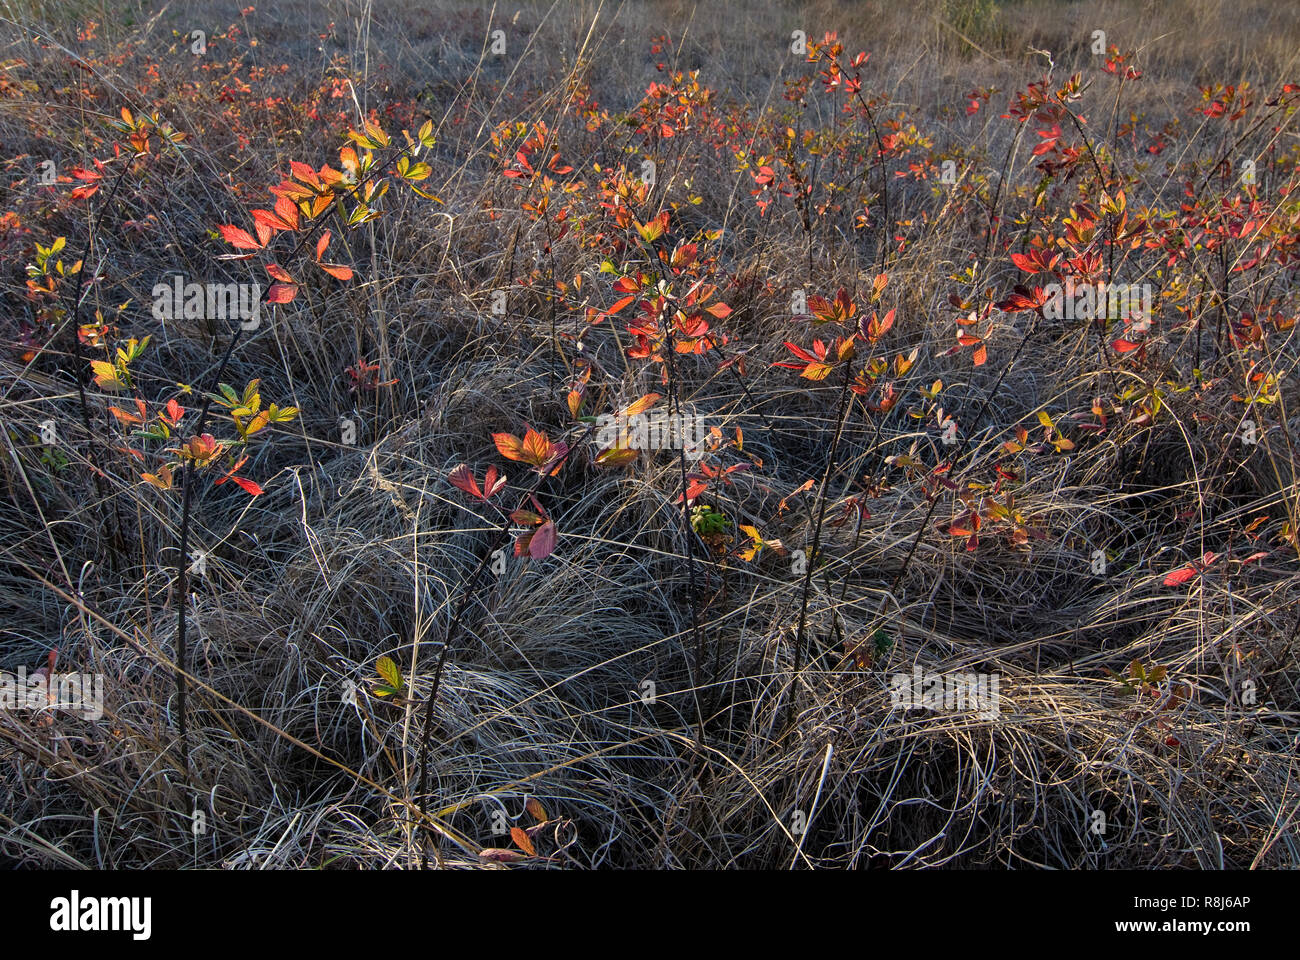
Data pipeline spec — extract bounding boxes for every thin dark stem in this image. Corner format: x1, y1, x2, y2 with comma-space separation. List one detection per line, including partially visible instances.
882, 317, 1038, 607
417, 428, 591, 866
61, 155, 140, 553
1059, 102, 1123, 399
664, 308, 708, 747
788, 355, 855, 713
850, 87, 891, 273
175, 464, 193, 778
417, 525, 507, 861
171, 141, 417, 776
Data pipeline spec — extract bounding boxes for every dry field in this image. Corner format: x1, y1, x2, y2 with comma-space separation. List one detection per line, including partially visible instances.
1, 0, 1298, 868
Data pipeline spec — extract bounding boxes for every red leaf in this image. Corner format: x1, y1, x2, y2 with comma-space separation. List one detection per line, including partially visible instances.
479, 848, 529, 863
230, 475, 264, 496
265, 263, 295, 284
529, 520, 557, 559
267, 283, 297, 304
680, 478, 708, 502
217, 224, 263, 250
482, 466, 506, 498
1163, 565, 1198, 587
448, 464, 482, 499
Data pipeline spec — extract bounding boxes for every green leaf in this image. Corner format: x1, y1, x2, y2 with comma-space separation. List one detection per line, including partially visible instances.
871, 628, 893, 656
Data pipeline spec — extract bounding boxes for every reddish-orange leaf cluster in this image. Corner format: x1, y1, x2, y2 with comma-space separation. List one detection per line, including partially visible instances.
492, 427, 569, 476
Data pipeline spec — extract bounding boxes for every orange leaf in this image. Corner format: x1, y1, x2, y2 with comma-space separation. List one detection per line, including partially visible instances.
595, 446, 639, 467
252, 208, 296, 233
510, 826, 536, 856
290, 161, 321, 187
274, 196, 299, 230
521, 428, 552, 466
108, 405, 143, 425
620, 393, 661, 418
493, 432, 526, 461
319, 262, 353, 281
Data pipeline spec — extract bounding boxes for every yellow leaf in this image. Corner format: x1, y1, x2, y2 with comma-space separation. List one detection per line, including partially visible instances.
364, 119, 389, 147
141, 465, 174, 490
376, 656, 402, 690
595, 446, 639, 467
242, 410, 271, 436
91, 360, 125, 391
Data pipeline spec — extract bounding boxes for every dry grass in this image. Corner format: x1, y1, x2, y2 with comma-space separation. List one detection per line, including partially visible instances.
0, 0, 1297, 869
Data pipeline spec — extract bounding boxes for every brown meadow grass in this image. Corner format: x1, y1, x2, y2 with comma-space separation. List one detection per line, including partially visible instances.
0, 0, 1297, 868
